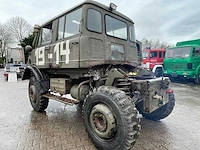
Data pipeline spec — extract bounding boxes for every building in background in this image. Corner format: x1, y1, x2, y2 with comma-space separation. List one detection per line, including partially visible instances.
6, 47, 24, 63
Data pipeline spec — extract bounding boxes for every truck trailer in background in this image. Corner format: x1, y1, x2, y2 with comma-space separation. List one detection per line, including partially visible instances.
7, 47, 24, 63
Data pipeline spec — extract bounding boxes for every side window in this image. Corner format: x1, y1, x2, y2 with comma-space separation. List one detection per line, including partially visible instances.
159, 51, 162, 58
58, 16, 65, 40
194, 47, 200, 55
129, 25, 136, 42
150, 51, 157, 58
87, 9, 102, 33
38, 22, 52, 45
64, 8, 82, 38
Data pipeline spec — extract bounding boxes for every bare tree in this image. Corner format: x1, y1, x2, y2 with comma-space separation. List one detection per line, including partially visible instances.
141, 38, 173, 50
141, 38, 151, 49
153, 39, 160, 49
0, 23, 12, 60
5, 17, 32, 43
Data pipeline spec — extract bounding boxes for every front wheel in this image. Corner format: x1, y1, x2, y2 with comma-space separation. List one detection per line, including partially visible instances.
194, 71, 200, 84
83, 86, 140, 150
136, 93, 175, 120
28, 76, 49, 112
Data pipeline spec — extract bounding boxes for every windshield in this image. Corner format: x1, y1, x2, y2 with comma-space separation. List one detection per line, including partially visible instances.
142, 51, 148, 59
165, 47, 191, 58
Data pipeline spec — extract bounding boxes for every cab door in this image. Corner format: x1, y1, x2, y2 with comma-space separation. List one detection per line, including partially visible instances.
104, 14, 128, 63
79, 5, 105, 68
50, 8, 82, 69
157, 51, 164, 65
33, 22, 53, 69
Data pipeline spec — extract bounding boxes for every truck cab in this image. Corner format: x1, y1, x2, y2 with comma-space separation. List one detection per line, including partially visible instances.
23, 1, 175, 150
163, 39, 200, 84
28, 1, 139, 71
142, 49, 165, 77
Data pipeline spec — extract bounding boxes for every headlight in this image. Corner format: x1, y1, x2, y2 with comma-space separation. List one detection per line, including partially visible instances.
183, 72, 188, 75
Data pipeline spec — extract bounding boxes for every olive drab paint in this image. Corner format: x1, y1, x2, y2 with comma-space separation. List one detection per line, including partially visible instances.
23, 1, 175, 150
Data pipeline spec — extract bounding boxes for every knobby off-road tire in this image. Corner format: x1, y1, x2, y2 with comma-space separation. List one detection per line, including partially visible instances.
28, 76, 49, 112
136, 93, 175, 121
83, 86, 140, 150
194, 71, 200, 84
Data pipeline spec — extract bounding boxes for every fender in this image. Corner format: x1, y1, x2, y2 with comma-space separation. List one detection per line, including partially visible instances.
22, 65, 49, 93
152, 65, 163, 73
195, 65, 200, 75
22, 65, 44, 81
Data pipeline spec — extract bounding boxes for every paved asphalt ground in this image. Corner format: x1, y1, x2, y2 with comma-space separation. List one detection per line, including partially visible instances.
0, 68, 200, 150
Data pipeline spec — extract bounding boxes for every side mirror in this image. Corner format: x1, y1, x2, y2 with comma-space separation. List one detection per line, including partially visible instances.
25, 45, 33, 52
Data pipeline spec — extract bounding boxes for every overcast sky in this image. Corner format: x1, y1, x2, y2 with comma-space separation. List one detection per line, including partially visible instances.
0, 0, 200, 45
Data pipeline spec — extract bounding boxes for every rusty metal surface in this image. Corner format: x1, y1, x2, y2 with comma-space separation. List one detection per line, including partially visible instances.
0, 68, 200, 150
43, 93, 79, 105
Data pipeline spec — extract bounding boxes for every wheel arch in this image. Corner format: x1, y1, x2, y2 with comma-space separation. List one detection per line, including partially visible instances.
24, 65, 49, 93
22, 65, 44, 81
152, 64, 163, 73
195, 65, 200, 75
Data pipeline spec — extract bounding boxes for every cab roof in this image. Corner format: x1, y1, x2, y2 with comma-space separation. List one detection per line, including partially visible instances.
40, 0, 134, 27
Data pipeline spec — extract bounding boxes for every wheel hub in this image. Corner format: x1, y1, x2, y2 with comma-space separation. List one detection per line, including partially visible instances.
93, 113, 107, 132
90, 104, 116, 139
29, 85, 37, 103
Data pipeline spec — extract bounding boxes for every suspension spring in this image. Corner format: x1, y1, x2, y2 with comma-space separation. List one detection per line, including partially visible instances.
117, 78, 131, 95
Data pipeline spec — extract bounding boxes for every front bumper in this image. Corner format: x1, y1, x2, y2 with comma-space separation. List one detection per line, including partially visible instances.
163, 70, 196, 79
131, 77, 171, 113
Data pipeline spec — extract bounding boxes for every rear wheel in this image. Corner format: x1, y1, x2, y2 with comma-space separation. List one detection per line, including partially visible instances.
136, 93, 175, 120
83, 86, 140, 150
29, 76, 49, 112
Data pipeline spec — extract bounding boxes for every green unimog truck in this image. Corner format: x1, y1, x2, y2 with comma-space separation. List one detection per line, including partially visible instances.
23, 1, 175, 149
163, 39, 200, 84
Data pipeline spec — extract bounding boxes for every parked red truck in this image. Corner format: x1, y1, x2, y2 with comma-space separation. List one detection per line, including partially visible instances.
142, 49, 165, 77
